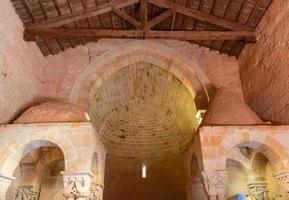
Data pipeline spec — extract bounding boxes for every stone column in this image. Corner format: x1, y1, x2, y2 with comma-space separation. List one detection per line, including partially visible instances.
187, 179, 209, 200
275, 172, 289, 193
0, 174, 14, 200
201, 171, 228, 200
15, 185, 40, 200
61, 171, 93, 200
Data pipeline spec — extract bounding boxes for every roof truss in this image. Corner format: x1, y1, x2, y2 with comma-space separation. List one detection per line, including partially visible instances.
23, 0, 257, 50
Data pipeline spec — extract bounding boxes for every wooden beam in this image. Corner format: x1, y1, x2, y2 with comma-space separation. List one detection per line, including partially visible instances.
111, 6, 142, 29
28, 0, 140, 29
148, 0, 253, 31
171, 10, 176, 30
24, 29, 144, 40
146, 9, 174, 30
24, 28, 256, 42
140, 0, 148, 28
145, 31, 256, 42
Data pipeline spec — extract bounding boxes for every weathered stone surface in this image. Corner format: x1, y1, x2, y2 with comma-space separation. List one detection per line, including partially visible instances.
14, 101, 87, 124
202, 88, 263, 126
239, 0, 289, 124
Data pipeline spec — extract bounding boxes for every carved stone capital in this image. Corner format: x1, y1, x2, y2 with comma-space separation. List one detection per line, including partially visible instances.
275, 172, 289, 192
201, 170, 228, 196
61, 171, 93, 199
89, 184, 104, 200
247, 182, 269, 200
0, 174, 15, 199
15, 185, 40, 200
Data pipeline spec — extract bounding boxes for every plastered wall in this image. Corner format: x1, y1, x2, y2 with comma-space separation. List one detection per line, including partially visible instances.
0, 0, 46, 123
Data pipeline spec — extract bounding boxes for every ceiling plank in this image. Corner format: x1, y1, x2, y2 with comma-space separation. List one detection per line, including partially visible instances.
24, 28, 256, 42
146, 9, 174, 30
148, 0, 253, 31
111, 6, 142, 29
28, 0, 140, 29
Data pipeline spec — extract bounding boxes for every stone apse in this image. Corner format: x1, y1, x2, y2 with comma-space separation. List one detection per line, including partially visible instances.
0, 41, 289, 200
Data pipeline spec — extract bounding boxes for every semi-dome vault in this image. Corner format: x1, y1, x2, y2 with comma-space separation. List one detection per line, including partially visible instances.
89, 62, 198, 158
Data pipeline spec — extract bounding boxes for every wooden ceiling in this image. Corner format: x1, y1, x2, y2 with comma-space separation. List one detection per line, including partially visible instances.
11, 0, 272, 56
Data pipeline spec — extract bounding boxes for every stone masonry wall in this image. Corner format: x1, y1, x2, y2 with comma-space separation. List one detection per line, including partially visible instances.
41, 39, 244, 102
104, 154, 187, 200
0, 0, 46, 123
238, 0, 289, 123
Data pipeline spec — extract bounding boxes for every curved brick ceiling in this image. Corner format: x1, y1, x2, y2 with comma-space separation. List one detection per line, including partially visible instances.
89, 62, 197, 158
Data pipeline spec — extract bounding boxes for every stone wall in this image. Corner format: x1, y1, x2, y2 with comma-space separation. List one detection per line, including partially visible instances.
41, 39, 244, 102
238, 0, 289, 123
0, 123, 98, 176
104, 154, 187, 200
0, 0, 46, 124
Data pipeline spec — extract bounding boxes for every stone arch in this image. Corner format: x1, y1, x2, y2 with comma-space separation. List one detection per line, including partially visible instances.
226, 159, 248, 173
226, 158, 249, 198
0, 127, 82, 178
220, 134, 289, 173
69, 40, 212, 109
251, 152, 268, 177
227, 147, 251, 170
0, 139, 68, 177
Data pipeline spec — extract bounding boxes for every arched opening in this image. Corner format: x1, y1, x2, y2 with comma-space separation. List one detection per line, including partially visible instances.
225, 144, 288, 200
248, 152, 286, 200
70, 40, 212, 110
1, 140, 65, 200
3, 141, 65, 200
226, 147, 249, 199
68, 40, 212, 200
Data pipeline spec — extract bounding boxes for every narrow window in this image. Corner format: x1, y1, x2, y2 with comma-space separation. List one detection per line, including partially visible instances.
141, 164, 147, 178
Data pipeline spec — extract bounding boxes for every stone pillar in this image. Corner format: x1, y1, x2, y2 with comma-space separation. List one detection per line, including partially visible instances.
0, 174, 14, 200
15, 185, 40, 200
61, 171, 93, 200
186, 179, 209, 200
275, 172, 289, 193
247, 182, 269, 200
201, 171, 228, 200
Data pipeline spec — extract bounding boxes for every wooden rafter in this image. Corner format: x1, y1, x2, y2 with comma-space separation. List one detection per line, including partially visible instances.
146, 9, 174, 30
17, 0, 267, 56
28, 0, 140, 29
148, 0, 253, 31
24, 28, 256, 42
111, 6, 142, 29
